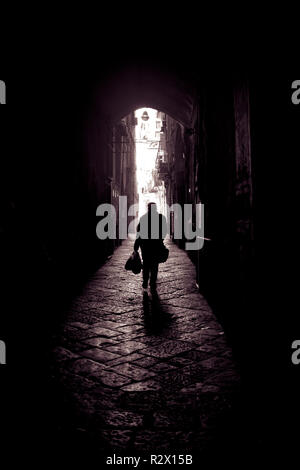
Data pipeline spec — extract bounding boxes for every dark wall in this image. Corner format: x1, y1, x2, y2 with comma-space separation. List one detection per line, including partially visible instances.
196, 79, 237, 300
249, 77, 300, 393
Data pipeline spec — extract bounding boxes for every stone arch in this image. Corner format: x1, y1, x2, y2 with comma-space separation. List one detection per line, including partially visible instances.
91, 64, 198, 128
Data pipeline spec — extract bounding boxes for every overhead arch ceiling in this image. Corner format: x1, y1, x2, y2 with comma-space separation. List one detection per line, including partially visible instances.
93, 63, 198, 128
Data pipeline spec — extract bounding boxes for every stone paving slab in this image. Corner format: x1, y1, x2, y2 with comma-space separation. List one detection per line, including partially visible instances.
50, 238, 241, 456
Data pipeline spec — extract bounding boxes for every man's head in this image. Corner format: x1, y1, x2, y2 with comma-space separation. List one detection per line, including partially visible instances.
147, 202, 157, 213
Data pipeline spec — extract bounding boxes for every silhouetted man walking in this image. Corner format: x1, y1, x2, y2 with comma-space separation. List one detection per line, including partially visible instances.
134, 203, 167, 293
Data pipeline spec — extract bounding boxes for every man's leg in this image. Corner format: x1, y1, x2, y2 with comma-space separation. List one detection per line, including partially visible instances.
150, 263, 158, 290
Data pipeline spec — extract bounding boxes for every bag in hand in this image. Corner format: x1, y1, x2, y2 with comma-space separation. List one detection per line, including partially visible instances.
125, 251, 142, 274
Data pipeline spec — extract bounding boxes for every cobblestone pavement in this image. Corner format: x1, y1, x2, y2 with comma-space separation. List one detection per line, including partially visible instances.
49, 238, 241, 460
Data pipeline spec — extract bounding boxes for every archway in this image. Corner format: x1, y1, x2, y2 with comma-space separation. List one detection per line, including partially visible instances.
91, 63, 198, 128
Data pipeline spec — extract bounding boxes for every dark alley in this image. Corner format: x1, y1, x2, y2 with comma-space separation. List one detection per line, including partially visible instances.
1, 42, 300, 467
